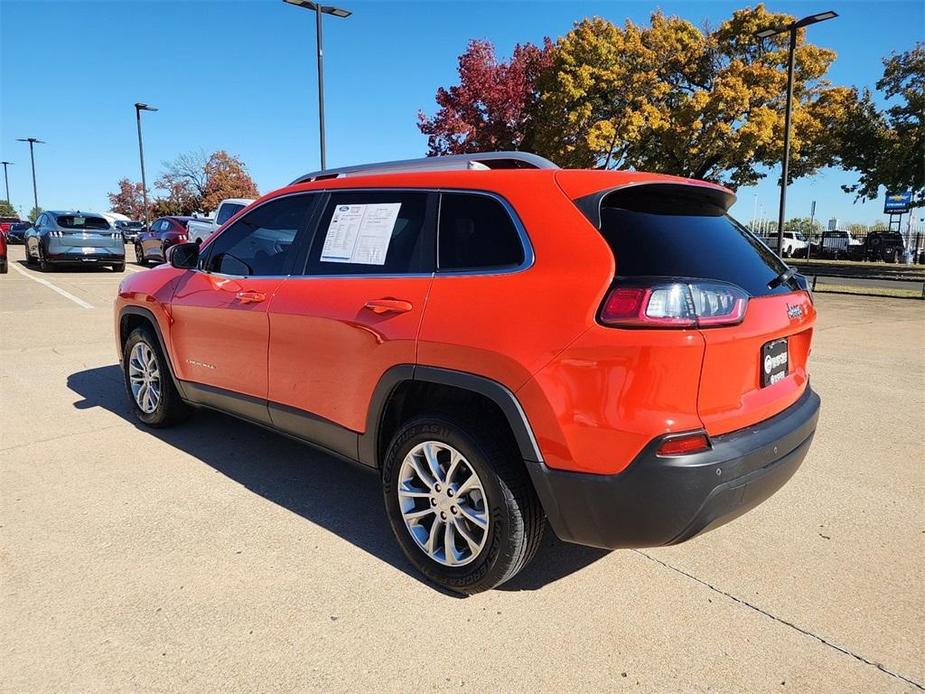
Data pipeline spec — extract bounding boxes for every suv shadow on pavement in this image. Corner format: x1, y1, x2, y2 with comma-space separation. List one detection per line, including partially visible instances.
66, 365, 610, 593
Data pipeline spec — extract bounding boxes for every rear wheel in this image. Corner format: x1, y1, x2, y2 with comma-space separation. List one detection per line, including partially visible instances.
122, 327, 191, 427
382, 416, 544, 594
135, 244, 146, 266
25, 245, 36, 265
38, 249, 52, 272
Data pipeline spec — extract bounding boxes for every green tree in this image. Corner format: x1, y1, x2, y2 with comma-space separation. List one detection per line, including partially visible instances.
533, 6, 849, 186
784, 217, 822, 235
28, 206, 42, 222
837, 43, 925, 205
0, 200, 15, 217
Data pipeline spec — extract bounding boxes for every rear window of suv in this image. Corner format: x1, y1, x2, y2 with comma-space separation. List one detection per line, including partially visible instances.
595, 188, 791, 297
55, 215, 111, 230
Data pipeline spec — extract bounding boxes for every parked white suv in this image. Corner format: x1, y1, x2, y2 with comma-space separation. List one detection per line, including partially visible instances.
186, 198, 254, 244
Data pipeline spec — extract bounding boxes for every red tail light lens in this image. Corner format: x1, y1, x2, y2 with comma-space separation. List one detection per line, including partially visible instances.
600, 280, 748, 328
656, 432, 711, 456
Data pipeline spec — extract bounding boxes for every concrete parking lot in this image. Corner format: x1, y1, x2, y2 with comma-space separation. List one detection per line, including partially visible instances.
1, 244, 923, 693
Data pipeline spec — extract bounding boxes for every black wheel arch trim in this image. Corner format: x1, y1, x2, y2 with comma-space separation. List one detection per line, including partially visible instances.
118, 306, 189, 400
359, 364, 544, 467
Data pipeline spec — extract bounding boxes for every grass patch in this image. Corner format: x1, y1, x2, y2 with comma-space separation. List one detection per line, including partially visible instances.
814, 283, 923, 299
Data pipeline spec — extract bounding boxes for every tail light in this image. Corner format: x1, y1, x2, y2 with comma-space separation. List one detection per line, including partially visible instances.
600, 280, 749, 328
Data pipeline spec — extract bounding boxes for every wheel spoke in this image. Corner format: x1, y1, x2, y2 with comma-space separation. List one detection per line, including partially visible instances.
452, 516, 482, 554
425, 518, 443, 555
443, 520, 458, 565
455, 474, 478, 497
444, 451, 462, 487
397, 486, 430, 499
422, 442, 444, 483
403, 507, 436, 523
408, 455, 436, 490
456, 502, 487, 529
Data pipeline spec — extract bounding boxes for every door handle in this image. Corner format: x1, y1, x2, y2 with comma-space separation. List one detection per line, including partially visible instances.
236, 290, 267, 304
364, 298, 413, 314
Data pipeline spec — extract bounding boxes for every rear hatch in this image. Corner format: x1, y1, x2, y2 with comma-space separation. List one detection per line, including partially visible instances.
53, 215, 122, 249
576, 181, 815, 437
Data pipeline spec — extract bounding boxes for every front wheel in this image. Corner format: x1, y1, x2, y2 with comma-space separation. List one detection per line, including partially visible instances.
112, 262, 125, 272
122, 327, 191, 427
382, 416, 544, 594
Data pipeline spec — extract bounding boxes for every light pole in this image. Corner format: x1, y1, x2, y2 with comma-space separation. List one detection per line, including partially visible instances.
282, 0, 352, 171
0, 161, 12, 204
757, 10, 837, 256
16, 137, 44, 214
134, 102, 158, 225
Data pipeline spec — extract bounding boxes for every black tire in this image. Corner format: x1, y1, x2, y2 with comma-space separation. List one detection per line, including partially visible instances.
122, 327, 191, 427
382, 415, 544, 594
135, 244, 146, 266
112, 262, 126, 272
24, 246, 36, 266
38, 249, 52, 272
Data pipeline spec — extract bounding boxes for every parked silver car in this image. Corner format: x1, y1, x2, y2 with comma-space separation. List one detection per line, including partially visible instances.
24, 211, 125, 272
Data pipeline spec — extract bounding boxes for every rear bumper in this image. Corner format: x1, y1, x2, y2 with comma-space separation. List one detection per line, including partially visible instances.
46, 248, 124, 265
527, 387, 820, 549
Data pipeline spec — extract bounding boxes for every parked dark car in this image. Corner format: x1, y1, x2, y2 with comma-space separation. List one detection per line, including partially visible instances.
24, 211, 125, 271
134, 216, 197, 265
862, 231, 905, 263
5, 221, 32, 244
114, 219, 145, 244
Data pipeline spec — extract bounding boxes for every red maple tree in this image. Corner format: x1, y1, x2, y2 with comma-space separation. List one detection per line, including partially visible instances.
418, 38, 554, 155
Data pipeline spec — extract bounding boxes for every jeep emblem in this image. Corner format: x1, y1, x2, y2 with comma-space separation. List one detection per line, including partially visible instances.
786, 304, 803, 320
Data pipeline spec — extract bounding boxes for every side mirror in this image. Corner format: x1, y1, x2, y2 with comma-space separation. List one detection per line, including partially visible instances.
167, 242, 200, 269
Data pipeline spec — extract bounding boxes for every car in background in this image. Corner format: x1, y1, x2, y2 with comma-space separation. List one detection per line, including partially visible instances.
0, 216, 22, 234
114, 219, 145, 243
134, 216, 198, 265
762, 230, 808, 258
186, 198, 254, 245
0, 225, 7, 274
24, 211, 125, 272
5, 221, 32, 244
862, 231, 905, 263
812, 230, 864, 259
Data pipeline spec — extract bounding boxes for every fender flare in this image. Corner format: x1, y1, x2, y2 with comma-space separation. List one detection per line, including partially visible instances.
118, 306, 188, 399
358, 365, 543, 467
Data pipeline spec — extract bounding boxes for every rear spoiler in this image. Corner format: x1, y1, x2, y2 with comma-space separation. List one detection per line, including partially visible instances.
574, 182, 737, 229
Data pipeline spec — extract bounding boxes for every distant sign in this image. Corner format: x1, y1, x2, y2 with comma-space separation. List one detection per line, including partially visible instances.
884, 191, 913, 214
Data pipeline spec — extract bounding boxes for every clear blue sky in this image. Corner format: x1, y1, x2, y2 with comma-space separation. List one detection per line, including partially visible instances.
1, 0, 922, 226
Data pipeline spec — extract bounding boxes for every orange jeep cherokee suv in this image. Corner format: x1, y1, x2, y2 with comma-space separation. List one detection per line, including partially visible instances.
115, 152, 820, 593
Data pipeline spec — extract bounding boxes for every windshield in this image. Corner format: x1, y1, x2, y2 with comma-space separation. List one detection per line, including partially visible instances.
55, 215, 111, 230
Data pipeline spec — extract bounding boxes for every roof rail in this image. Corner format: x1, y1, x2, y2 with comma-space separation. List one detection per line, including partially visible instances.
291, 151, 558, 184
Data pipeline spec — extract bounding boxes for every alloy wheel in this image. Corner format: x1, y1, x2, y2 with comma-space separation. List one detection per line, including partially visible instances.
128, 341, 161, 414
397, 441, 489, 567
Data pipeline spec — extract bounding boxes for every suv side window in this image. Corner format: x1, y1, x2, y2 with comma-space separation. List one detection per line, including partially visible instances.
438, 193, 525, 271
303, 191, 433, 275
203, 195, 315, 276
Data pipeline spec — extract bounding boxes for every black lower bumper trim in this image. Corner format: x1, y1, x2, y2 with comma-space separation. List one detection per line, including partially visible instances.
527, 387, 820, 549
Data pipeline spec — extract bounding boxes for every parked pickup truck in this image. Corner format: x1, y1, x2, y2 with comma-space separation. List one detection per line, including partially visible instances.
185, 198, 254, 244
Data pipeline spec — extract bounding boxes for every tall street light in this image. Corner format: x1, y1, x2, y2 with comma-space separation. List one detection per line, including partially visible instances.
0, 161, 12, 204
756, 10, 837, 255
16, 138, 45, 214
134, 102, 158, 225
283, 0, 352, 171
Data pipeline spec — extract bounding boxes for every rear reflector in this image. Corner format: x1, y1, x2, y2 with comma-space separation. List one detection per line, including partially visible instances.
600, 280, 748, 328
656, 432, 711, 456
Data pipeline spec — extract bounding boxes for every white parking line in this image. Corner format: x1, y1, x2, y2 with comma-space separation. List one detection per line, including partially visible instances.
9, 263, 95, 309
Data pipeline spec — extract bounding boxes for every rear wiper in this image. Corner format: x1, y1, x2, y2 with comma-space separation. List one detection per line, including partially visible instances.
768, 267, 797, 290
